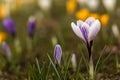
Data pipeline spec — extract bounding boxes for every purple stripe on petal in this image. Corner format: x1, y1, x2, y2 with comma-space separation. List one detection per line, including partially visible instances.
79, 25, 88, 43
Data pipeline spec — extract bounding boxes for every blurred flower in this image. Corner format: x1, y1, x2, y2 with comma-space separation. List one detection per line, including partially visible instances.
86, 0, 99, 11
0, 5, 9, 19
2, 18, 16, 37
75, 8, 90, 21
112, 24, 119, 38
54, 44, 62, 65
38, 0, 52, 11
77, 0, 87, 7
90, 13, 100, 19
66, 0, 77, 14
51, 36, 58, 47
2, 41, 11, 60
71, 53, 77, 71
102, 0, 116, 12
28, 16, 36, 38
100, 14, 109, 27
71, 17, 101, 48
0, 32, 7, 44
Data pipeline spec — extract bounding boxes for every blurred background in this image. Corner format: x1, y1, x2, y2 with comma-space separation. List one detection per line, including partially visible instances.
0, 0, 120, 79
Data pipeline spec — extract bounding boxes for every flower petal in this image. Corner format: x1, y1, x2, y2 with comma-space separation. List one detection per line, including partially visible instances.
85, 17, 96, 26
88, 20, 101, 42
77, 20, 84, 26
71, 22, 85, 41
80, 23, 89, 43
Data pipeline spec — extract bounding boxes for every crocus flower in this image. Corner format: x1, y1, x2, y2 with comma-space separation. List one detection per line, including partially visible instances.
2, 18, 16, 37
112, 24, 119, 38
86, 0, 99, 11
38, 0, 52, 11
0, 32, 7, 44
71, 53, 77, 71
66, 0, 77, 14
100, 14, 109, 27
75, 8, 90, 21
71, 17, 101, 57
2, 41, 11, 60
102, 0, 116, 12
54, 44, 62, 65
28, 16, 36, 38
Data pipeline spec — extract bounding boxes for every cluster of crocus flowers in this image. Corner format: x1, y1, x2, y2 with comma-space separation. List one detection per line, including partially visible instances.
75, 9, 109, 27
28, 16, 36, 38
54, 44, 62, 65
71, 17, 101, 79
66, 0, 77, 14
2, 18, 16, 38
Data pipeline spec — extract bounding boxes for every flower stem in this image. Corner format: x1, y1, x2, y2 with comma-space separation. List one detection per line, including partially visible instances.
89, 54, 94, 80
115, 54, 119, 72
87, 41, 94, 80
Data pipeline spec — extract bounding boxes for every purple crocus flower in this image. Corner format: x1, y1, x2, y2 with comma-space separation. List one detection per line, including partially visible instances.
2, 18, 16, 37
2, 41, 11, 60
71, 17, 101, 57
54, 44, 62, 65
28, 16, 36, 38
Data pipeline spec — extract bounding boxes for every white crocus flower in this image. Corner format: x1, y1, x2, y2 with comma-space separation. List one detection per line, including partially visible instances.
112, 24, 119, 38
38, 0, 52, 11
102, 0, 116, 12
71, 17, 101, 47
86, 0, 99, 11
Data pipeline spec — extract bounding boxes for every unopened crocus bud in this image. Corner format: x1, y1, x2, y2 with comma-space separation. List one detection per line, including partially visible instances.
71, 53, 77, 71
28, 16, 36, 38
2, 18, 16, 37
112, 24, 119, 38
2, 41, 11, 60
54, 44, 62, 65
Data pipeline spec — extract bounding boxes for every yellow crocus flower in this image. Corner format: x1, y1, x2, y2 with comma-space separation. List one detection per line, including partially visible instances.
90, 13, 100, 19
0, 32, 7, 44
75, 8, 90, 21
0, 5, 7, 19
66, 0, 77, 14
100, 14, 109, 27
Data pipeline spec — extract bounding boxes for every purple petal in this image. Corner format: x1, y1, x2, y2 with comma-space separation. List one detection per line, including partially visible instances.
2, 18, 16, 37
54, 44, 62, 64
88, 20, 101, 42
85, 17, 96, 26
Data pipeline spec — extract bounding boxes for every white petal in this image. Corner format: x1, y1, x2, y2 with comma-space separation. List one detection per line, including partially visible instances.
71, 22, 85, 41
88, 20, 101, 42
77, 20, 84, 26
85, 17, 96, 26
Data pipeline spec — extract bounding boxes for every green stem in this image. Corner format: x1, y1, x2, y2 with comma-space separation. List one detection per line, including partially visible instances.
89, 54, 94, 80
